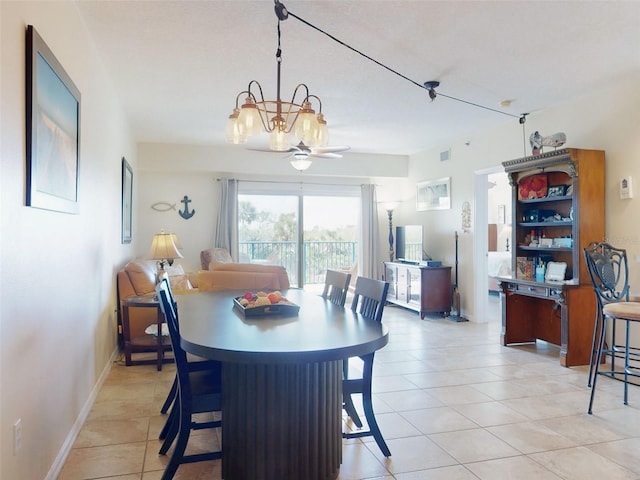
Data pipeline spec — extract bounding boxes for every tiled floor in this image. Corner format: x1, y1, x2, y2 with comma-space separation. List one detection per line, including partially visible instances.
57, 295, 640, 480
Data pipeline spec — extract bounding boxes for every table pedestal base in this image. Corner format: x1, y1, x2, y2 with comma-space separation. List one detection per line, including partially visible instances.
222, 361, 342, 480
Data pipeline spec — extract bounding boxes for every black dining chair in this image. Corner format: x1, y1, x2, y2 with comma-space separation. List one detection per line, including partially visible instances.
157, 279, 219, 440
583, 242, 640, 414
342, 276, 391, 457
155, 281, 223, 480
321, 269, 352, 307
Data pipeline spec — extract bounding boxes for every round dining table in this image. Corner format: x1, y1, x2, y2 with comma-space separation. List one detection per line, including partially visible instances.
175, 288, 389, 480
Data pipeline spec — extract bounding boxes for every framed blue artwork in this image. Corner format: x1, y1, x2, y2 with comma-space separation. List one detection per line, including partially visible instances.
26, 25, 81, 214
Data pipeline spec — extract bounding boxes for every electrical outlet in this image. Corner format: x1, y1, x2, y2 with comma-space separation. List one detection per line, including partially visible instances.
13, 419, 22, 454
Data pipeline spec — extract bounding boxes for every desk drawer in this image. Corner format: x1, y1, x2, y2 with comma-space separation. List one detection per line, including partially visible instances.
506, 282, 563, 300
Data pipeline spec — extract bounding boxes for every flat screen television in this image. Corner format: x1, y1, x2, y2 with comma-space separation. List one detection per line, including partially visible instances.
395, 225, 423, 263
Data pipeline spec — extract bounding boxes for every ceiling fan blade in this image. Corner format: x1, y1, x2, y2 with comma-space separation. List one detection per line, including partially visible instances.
310, 152, 343, 159
311, 145, 350, 154
247, 147, 296, 154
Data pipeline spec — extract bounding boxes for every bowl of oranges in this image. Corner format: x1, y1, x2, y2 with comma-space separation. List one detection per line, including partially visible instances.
233, 290, 300, 317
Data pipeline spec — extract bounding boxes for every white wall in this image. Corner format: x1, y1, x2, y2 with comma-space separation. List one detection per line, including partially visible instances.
0, 3, 134, 479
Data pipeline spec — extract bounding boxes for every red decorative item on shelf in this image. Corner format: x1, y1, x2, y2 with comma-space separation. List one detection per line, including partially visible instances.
518, 173, 548, 200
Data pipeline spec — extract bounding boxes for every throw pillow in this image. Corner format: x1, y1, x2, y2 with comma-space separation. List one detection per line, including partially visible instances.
169, 273, 193, 292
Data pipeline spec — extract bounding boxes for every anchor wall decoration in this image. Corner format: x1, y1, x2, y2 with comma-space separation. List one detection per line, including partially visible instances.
178, 195, 195, 219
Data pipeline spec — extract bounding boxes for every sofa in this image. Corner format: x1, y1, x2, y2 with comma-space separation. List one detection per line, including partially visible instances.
197, 248, 290, 291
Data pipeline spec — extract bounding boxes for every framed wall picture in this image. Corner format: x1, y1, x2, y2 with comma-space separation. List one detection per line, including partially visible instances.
416, 177, 451, 211
122, 158, 133, 244
26, 25, 81, 214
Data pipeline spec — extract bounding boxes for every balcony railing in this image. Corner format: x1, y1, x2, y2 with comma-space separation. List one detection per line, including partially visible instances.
239, 241, 356, 286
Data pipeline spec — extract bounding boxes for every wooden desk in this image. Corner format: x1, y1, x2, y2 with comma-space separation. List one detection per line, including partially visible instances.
176, 289, 389, 480
498, 276, 596, 366
121, 295, 172, 370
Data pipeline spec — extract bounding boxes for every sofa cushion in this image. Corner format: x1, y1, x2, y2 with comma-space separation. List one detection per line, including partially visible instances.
197, 270, 284, 292
200, 248, 233, 270
124, 259, 157, 295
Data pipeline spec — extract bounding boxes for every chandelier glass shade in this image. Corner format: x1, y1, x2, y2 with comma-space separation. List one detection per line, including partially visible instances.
225, 6, 329, 152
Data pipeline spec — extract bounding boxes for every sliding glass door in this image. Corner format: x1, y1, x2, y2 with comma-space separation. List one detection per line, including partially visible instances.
237, 191, 359, 288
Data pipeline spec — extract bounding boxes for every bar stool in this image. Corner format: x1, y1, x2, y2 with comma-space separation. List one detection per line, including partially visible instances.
583, 242, 640, 414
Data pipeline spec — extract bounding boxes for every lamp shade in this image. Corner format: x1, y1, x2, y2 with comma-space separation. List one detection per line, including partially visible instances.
149, 231, 183, 262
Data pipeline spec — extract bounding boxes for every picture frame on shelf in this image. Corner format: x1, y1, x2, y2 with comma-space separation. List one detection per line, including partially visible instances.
26, 25, 81, 214
416, 177, 451, 211
122, 157, 133, 244
547, 185, 567, 197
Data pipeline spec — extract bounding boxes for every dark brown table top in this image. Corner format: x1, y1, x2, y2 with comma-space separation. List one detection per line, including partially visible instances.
176, 289, 389, 364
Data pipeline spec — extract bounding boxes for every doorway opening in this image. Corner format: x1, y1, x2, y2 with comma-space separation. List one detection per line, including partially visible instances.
474, 167, 511, 323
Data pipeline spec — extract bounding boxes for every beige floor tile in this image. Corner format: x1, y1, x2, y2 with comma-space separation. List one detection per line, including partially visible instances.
537, 412, 629, 445
401, 406, 478, 434
376, 388, 444, 411
465, 455, 562, 479
453, 401, 529, 427
96, 382, 158, 403
57, 442, 146, 479
403, 368, 503, 389
336, 442, 391, 479
588, 437, 640, 475
487, 421, 577, 454
468, 379, 533, 401
422, 385, 494, 405
364, 411, 422, 439
429, 428, 520, 463
87, 397, 157, 422
394, 464, 480, 479
73, 417, 150, 448
530, 446, 638, 480
368, 436, 458, 474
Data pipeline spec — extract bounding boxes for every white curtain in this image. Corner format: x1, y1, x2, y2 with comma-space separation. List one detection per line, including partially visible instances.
360, 184, 380, 279
214, 178, 238, 261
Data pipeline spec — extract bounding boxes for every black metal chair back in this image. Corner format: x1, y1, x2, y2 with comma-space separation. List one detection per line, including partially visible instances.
350, 276, 388, 323
584, 242, 630, 306
321, 269, 351, 307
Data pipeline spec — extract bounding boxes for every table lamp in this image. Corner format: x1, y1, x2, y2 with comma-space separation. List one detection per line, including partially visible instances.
149, 230, 183, 282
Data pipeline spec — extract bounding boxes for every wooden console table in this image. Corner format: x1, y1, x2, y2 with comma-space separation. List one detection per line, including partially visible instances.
385, 262, 452, 318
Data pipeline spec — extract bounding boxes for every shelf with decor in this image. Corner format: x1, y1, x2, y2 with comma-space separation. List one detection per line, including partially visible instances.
497, 148, 605, 367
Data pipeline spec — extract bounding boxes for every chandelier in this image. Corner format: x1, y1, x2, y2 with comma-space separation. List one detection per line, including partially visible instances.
225, 1, 328, 152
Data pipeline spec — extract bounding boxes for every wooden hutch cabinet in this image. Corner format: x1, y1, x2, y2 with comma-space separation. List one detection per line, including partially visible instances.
497, 148, 605, 367
385, 262, 452, 318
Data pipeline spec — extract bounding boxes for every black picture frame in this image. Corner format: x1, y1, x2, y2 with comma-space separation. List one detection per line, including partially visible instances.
547, 185, 567, 197
26, 25, 81, 214
122, 158, 133, 244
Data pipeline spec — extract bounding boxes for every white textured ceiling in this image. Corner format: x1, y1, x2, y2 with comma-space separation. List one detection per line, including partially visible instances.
76, 0, 640, 156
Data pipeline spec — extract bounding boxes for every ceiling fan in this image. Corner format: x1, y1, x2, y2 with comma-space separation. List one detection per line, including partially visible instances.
249, 141, 350, 171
